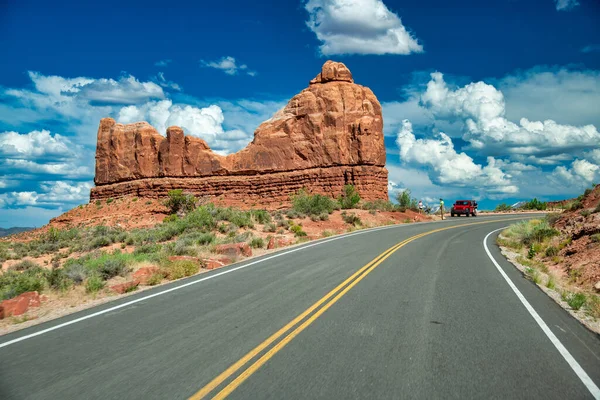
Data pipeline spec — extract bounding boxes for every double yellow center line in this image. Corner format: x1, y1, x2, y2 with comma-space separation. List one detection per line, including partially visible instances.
190, 218, 523, 399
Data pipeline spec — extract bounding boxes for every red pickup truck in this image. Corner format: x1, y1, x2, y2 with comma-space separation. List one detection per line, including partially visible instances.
451, 200, 478, 217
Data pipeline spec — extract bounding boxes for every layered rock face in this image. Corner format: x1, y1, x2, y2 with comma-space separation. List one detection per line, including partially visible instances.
91, 61, 388, 207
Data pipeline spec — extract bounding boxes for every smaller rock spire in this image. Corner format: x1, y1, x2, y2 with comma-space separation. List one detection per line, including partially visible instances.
310, 60, 354, 85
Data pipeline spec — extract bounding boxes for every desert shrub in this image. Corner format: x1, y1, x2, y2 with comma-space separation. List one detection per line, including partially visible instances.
251, 210, 272, 224
263, 222, 277, 233
227, 224, 239, 236
545, 246, 559, 257
545, 213, 561, 226
63, 262, 88, 284
146, 273, 163, 286
338, 185, 361, 209
214, 207, 254, 228
342, 212, 362, 226
161, 260, 199, 280
179, 206, 216, 231
566, 292, 586, 310
584, 187, 593, 197
396, 189, 412, 209
570, 200, 583, 211
48, 268, 73, 291
10, 260, 40, 271
217, 223, 228, 234
0, 267, 49, 300
196, 232, 216, 245
164, 189, 196, 215
322, 230, 334, 237
163, 214, 178, 223
98, 258, 129, 280
286, 209, 304, 219
580, 210, 591, 217
85, 274, 105, 293
593, 202, 600, 213
290, 224, 307, 237
362, 199, 395, 212
134, 243, 162, 255
522, 198, 548, 211
106, 198, 114, 204
504, 220, 558, 246
170, 241, 197, 257
495, 203, 512, 212
250, 237, 265, 249
590, 234, 600, 243
546, 275, 556, 290
292, 189, 336, 216
586, 295, 600, 319
89, 236, 111, 250
234, 231, 254, 243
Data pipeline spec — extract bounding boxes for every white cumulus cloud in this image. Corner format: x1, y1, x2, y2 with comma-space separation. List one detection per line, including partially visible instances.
420, 72, 600, 156
395, 119, 518, 195
200, 56, 256, 76
0, 130, 80, 160
305, 0, 422, 55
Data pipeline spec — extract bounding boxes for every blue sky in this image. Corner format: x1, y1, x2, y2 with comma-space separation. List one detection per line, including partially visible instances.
1, 0, 599, 227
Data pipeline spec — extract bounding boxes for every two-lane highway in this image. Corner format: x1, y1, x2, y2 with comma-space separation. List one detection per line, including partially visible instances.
1, 215, 599, 399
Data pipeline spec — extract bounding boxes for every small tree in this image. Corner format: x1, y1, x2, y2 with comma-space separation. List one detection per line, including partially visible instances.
396, 189, 412, 209
339, 185, 361, 209
164, 189, 197, 215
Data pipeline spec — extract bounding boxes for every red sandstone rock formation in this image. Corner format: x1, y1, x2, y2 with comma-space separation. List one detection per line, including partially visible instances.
90, 60, 388, 207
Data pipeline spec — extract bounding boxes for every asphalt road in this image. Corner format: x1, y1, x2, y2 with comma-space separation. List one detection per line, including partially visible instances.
1, 214, 599, 399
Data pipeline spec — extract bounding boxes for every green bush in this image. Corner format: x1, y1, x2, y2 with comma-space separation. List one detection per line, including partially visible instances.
580, 210, 591, 217
63, 262, 88, 284
161, 260, 199, 280
545, 213, 561, 226
250, 238, 265, 249
263, 222, 277, 233
134, 244, 162, 255
396, 189, 412, 209
251, 210, 272, 224
570, 200, 583, 211
98, 258, 130, 280
545, 246, 558, 257
522, 198, 548, 211
214, 207, 254, 228
566, 292, 586, 310
90, 236, 111, 249
48, 268, 73, 291
594, 203, 600, 213
163, 214, 178, 223
342, 212, 362, 226
10, 260, 40, 271
164, 189, 197, 214
495, 203, 512, 212
504, 220, 559, 246
339, 185, 361, 209
290, 224, 307, 237
146, 273, 163, 286
85, 274, 105, 293
292, 189, 336, 216
0, 268, 49, 300
361, 199, 396, 212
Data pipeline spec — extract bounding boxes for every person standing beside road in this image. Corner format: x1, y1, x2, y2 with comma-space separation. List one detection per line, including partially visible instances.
418, 200, 423, 214
440, 198, 444, 220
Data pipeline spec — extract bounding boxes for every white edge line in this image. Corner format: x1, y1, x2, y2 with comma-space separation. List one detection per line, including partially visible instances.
0, 221, 425, 349
484, 227, 600, 399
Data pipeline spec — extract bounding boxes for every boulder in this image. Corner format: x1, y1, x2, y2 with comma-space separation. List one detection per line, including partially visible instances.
133, 266, 161, 285
0, 291, 41, 319
215, 243, 252, 258
267, 236, 295, 250
88, 60, 388, 208
110, 281, 139, 294
203, 257, 233, 270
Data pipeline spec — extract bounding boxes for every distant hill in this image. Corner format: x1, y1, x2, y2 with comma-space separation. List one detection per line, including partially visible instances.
0, 227, 34, 238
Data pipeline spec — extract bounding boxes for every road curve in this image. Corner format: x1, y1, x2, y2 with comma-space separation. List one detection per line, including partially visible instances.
1, 215, 599, 399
